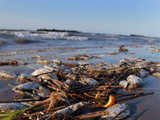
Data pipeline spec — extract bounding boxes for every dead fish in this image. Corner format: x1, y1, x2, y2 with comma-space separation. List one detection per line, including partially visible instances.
0, 103, 27, 112
12, 82, 40, 92
100, 104, 130, 120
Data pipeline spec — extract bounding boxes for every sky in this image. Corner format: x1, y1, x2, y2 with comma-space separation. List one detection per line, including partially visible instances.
0, 0, 160, 36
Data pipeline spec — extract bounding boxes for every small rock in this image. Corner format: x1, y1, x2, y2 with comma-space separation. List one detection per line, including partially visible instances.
119, 80, 128, 89
101, 104, 130, 120
127, 75, 144, 89
0, 103, 27, 112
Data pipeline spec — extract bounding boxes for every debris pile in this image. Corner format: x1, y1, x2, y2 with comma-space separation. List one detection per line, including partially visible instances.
0, 57, 158, 120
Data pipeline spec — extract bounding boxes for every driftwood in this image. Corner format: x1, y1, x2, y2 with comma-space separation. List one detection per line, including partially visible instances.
6, 59, 157, 119
75, 110, 109, 119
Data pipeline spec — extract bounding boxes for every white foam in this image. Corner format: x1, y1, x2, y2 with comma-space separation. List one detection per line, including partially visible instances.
5, 31, 88, 41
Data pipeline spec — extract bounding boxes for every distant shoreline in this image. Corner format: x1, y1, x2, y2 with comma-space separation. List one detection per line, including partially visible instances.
0, 28, 81, 33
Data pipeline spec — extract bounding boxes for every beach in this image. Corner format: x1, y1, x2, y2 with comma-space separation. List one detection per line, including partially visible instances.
0, 29, 160, 119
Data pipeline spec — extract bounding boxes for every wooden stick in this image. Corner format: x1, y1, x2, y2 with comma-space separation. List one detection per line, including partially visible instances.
75, 110, 109, 119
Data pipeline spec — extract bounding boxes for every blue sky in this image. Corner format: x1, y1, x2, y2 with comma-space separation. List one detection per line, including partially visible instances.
0, 0, 160, 36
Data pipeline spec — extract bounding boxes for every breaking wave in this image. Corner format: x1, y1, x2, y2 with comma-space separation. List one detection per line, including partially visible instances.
0, 31, 88, 41
0, 30, 159, 43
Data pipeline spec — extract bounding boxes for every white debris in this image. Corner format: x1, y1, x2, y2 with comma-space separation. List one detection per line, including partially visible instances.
101, 104, 130, 120
120, 75, 145, 89
127, 75, 144, 89
119, 80, 128, 89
